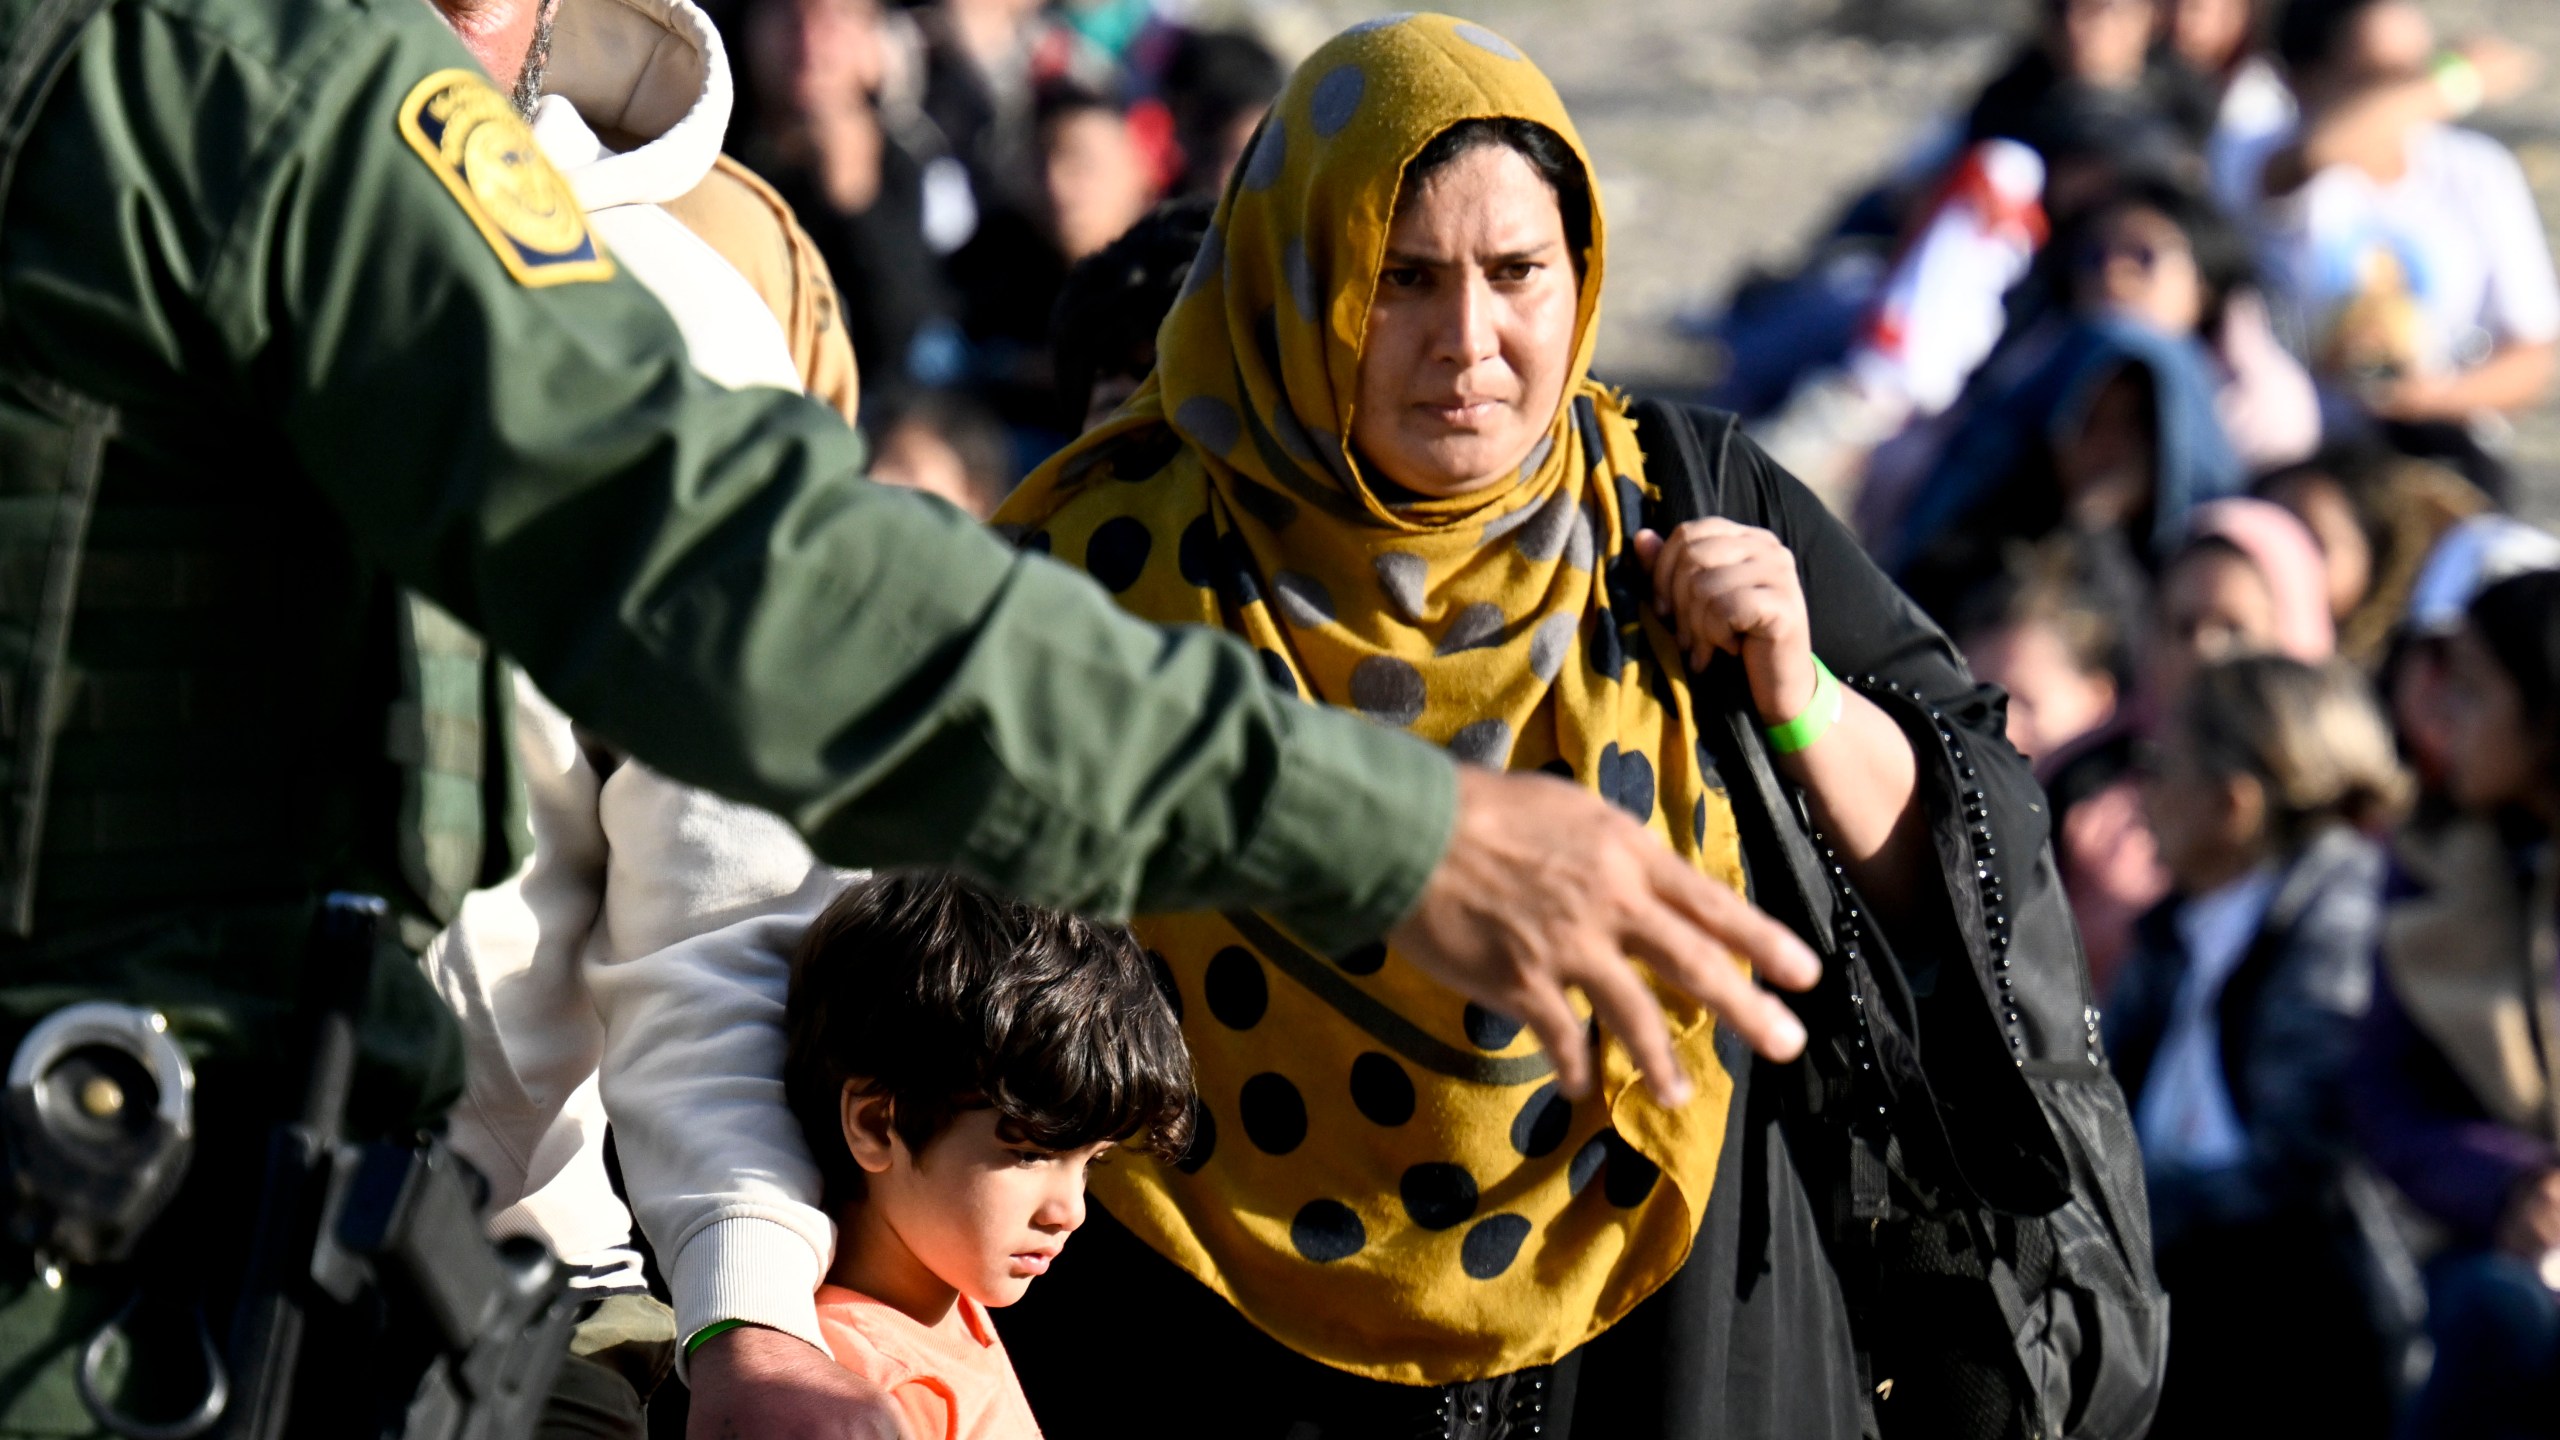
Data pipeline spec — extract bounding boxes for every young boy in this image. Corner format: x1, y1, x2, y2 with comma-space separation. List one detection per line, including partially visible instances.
783, 871, 1192, 1438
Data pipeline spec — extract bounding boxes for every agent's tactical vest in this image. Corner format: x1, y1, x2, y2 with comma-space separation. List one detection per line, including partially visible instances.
0, 0, 502, 1127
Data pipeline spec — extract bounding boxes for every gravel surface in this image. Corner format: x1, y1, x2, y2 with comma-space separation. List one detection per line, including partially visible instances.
1230, 0, 2560, 520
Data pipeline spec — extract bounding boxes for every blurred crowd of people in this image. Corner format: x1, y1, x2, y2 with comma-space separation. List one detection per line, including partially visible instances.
659, 0, 2560, 1432
707, 0, 1271, 494
1685, 0, 2560, 1434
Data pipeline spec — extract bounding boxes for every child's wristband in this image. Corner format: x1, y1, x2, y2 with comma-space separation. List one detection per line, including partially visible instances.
2433, 51, 2485, 117
686, 1318, 749, 1356
1765, 656, 1843, 756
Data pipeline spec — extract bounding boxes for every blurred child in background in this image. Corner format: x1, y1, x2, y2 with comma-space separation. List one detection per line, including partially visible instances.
2352, 570, 2560, 1440
2108, 655, 2411, 1440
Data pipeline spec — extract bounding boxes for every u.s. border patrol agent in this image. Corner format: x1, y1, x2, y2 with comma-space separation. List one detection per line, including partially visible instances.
0, 0, 1464, 1426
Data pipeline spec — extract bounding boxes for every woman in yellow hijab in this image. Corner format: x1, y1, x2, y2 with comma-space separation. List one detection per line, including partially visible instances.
990, 14, 2068, 1438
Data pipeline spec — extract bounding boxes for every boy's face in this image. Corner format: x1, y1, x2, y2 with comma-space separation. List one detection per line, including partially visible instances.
854, 1096, 1111, 1308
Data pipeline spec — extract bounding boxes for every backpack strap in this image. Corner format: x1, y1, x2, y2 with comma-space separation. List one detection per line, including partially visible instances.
1628, 398, 1846, 960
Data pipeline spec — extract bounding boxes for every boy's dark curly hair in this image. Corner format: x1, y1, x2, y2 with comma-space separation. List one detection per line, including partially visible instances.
784, 871, 1193, 1210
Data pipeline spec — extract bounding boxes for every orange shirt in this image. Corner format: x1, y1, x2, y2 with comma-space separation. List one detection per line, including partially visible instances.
814, 1284, 1044, 1440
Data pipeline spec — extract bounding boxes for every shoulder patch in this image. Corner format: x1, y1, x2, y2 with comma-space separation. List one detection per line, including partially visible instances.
397, 70, 613, 287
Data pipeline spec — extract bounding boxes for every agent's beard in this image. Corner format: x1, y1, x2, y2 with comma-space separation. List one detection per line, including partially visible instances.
511, 0, 561, 119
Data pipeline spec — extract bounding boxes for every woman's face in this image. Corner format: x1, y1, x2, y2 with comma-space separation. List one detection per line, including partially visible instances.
2048, 0, 2161, 89
2141, 726, 2266, 890
2056, 369, 2157, 533
2150, 547, 2277, 711
1044, 108, 1155, 265
2167, 0, 2252, 73
1352, 143, 1580, 500
2075, 205, 2204, 337
2259, 470, 2372, 621
748, 0, 883, 117
2389, 638, 2456, 790
2439, 626, 2544, 814
1969, 618, 2118, 759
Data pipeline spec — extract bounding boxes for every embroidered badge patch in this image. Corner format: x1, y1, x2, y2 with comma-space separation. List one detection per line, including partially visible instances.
398, 69, 613, 287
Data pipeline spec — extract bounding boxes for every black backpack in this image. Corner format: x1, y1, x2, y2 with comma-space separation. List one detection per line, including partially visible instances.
1631, 397, 2169, 1440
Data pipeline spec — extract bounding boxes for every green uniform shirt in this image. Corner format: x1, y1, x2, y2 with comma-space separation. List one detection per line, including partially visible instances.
0, 0, 1455, 954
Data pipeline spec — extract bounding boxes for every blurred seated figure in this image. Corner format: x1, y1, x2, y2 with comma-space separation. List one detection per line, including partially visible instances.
2350, 570, 2560, 1440
2109, 654, 2412, 1440
2256, 442, 2489, 666
912, 0, 1117, 225
949, 82, 1162, 433
1963, 0, 2216, 156
2051, 498, 2336, 989
1050, 196, 1214, 433
1752, 90, 2204, 514
2244, 0, 2555, 499
1713, 15, 2203, 478
1158, 28, 1283, 200
1877, 316, 2242, 625
1951, 537, 2133, 765
2079, 178, 2317, 473
739, 0, 973, 406
1868, 176, 2311, 577
867, 388, 1018, 519
2380, 515, 2560, 811
2166, 0, 2300, 217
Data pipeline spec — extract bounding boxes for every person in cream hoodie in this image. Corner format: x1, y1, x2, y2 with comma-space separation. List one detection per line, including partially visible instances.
418, 0, 885, 1434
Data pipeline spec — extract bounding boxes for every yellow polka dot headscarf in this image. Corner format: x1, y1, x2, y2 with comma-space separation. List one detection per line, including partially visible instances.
994, 13, 1748, 1384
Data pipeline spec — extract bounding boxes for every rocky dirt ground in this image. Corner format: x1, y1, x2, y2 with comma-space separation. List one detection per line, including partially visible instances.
1230, 0, 2560, 521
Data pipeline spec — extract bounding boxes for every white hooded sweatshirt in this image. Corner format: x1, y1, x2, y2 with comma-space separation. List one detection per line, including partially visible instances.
422, 0, 845, 1357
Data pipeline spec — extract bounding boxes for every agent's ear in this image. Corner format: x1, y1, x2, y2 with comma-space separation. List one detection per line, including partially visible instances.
841, 1083, 899, 1176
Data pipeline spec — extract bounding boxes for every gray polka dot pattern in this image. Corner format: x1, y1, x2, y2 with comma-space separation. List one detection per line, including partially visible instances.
1479, 497, 1544, 546
1374, 552, 1428, 622
1515, 433, 1555, 481
1565, 502, 1598, 572
1455, 22, 1523, 58
1179, 223, 1222, 301
1314, 429, 1356, 487
1447, 719, 1515, 768
1177, 395, 1243, 456
1345, 12, 1415, 34
1515, 492, 1577, 562
1310, 64, 1366, 138
1272, 571, 1336, 629
1350, 655, 1427, 725
1436, 602, 1505, 655
1274, 408, 1317, 463
1285, 238, 1319, 322
1529, 612, 1577, 681
1243, 118, 1288, 191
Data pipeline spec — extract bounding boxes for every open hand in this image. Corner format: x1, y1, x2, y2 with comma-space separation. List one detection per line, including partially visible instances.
1389, 767, 1820, 1107
688, 1324, 911, 1440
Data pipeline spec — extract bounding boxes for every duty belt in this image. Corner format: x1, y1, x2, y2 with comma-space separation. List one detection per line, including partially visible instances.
1, 897, 578, 1439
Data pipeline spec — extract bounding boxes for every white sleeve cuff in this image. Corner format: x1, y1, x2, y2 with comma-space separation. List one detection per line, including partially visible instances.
669, 1213, 833, 1373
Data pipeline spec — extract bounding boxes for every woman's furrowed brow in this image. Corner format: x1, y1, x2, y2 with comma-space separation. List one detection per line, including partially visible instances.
1380, 240, 1561, 270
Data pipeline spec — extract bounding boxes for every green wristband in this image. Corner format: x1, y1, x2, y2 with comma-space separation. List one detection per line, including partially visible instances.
686, 1318, 749, 1355
1765, 656, 1843, 756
